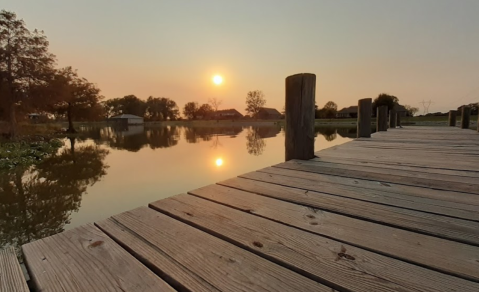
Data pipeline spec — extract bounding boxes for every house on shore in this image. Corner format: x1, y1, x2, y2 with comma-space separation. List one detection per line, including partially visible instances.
336, 106, 359, 118
213, 109, 243, 119
337, 103, 409, 118
109, 114, 144, 125
256, 107, 282, 119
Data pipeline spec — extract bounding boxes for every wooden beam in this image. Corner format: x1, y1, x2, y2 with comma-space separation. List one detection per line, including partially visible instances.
389, 109, 396, 128
0, 247, 29, 292
449, 110, 457, 127
461, 106, 471, 129
377, 105, 388, 131
285, 73, 315, 161
357, 98, 372, 138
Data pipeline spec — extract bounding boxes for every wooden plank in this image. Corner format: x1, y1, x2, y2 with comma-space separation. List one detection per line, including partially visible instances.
187, 186, 479, 282
96, 207, 330, 292
215, 178, 479, 245
239, 170, 479, 221
294, 159, 479, 186
311, 155, 479, 178
258, 166, 479, 207
0, 247, 29, 292
274, 160, 479, 194
22, 224, 174, 292
151, 194, 479, 291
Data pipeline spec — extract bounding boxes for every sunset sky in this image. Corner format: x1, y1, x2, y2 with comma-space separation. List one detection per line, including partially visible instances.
4, 0, 479, 115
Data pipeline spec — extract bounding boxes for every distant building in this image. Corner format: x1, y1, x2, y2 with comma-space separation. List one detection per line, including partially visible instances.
256, 107, 282, 119
336, 106, 358, 118
110, 114, 144, 125
213, 109, 243, 119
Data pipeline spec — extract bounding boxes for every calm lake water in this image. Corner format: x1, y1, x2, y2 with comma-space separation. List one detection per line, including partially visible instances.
0, 124, 356, 258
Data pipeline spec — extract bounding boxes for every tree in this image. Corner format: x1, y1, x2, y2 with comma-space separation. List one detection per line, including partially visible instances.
116, 95, 146, 117
404, 105, 419, 117
45, 67, 103, 132
208, 97, 222, 114
0, 10, 56, 138
196, 103, 214, 119
245, 127, 266, 156
372, 93, 399, 114
183, 102, 199, 120
322, 101, 338, 119
245, 90, 266, 118
457, 103, 479, 116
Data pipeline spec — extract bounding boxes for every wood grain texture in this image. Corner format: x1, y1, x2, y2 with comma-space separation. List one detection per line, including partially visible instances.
274, 160, 479, 194
357, 98, 372, 138
151, 193, 479, 291
215, 177, 479, 245
22, 224, 174, 292
0, 247, 29, 292
188, 185, 479, 282
97, 207, 329, 292
258, 166, 479, 207
239, 170, 479, 221
285, 73, 315, 161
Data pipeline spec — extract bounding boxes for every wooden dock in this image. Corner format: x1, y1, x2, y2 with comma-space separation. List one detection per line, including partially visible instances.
5, 126, 479, 291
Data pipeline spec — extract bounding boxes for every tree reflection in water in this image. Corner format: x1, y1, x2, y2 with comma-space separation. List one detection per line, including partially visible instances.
0, 137, 109, 260
316, 127, 337, 141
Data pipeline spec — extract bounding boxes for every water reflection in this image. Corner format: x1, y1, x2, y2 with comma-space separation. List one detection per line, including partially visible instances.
0, 138, 108, 260
1, 124, 355, 258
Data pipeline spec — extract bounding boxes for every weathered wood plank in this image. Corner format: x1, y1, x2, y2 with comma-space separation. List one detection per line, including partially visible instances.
311, 155, 479, 178
274, 160, 479, 194
239, 170, 479, 221
0, 247, 29, 292
258, 166, 479, 207
151, 194, 479, 291
96, 207, 330, 292
187, 186, 479, 282
22, 224, 174, 292
215, 178, 479, 245
292, 159, 479, 187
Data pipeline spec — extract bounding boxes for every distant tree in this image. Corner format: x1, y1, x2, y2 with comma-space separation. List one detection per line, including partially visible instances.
42, 67, 103, 132
372, 93, 399, 114
208, 97, 222, 114
103, 98, 122, 118
197, 103, 214, 119
457, 103, 479, 116
116, 95, 146, 117
146, 97, 178, 121
0, 10, 56, 138
245, 90, 266, 118
183, 102, 199, 120
322, 101, 338, 119
404, 105, 419, 117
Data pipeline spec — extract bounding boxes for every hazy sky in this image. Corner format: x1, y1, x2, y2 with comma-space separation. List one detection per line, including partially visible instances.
4, 0, 479, 115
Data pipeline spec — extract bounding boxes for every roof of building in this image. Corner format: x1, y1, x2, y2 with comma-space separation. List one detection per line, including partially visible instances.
337, 106, 358, 114
258, 107, 281, 115
110, 114, 143, 119
215, 109, 243, 116
393, 104, 407, 112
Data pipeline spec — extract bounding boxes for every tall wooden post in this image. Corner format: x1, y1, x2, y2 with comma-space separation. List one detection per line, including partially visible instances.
396, 112, 401, 127
461, 106, 470, 129
357, 98, 372, 138
285, 73, 316, 161
448, 110, 456, 127
377, 106, 388, 132
389, 110, 396, 128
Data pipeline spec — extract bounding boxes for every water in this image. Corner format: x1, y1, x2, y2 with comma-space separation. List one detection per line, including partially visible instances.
0, 124, 354, 258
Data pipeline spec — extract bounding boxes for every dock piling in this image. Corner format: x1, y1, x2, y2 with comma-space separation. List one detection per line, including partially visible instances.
449, 110, 457, 127
357, 98, 372, 138
377, 106, 388, 132
461, 107, 470, 129
389, 109, 396, 128
285, 73, 316, 161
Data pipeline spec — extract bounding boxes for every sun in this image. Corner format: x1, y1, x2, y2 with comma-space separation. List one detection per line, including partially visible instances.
215, 158, 223, 166
213, 75, 223, 85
